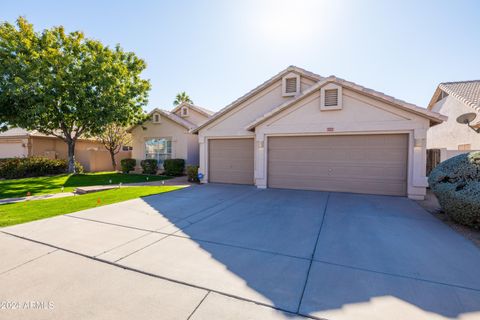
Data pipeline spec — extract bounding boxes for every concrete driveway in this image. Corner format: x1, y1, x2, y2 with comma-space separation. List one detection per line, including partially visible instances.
1, 184, 480, 320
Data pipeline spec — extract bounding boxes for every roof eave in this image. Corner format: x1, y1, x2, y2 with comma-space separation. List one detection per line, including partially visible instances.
192, 66, 324, 134
246, 78, 447, 131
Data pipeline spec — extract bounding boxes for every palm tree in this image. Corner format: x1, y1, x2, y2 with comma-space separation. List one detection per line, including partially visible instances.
173, 92, 193, 106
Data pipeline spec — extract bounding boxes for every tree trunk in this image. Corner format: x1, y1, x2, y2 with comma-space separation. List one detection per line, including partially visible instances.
67, 140, 76, 174
109, 150, 117, 171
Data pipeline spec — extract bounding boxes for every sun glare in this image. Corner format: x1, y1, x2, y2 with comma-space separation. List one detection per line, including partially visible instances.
249, 0, 339, 47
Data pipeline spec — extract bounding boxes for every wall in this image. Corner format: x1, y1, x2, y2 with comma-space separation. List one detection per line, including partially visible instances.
438, 148, 480, 162
88, 150, 132, 172
130, 116, 193, 170
198, 78, 432, 199
198, 75, 316, 179
31, 137, 107, 171
427, 95, 480, 150
186, 133, 200, 165
30, 136, 131, 172
253, 88, 430, 199
200, 77, 316, 137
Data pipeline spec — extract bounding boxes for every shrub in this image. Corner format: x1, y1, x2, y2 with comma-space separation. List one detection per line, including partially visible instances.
0, 157, 84, 179
186, 165, 199, 182
428, 151, 480, 228
163, 159, 185, 176
140, 159, 158, 175
120, 158, 136, 173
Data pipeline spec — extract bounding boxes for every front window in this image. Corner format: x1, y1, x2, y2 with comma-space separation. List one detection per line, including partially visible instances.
145, 138, 172, 164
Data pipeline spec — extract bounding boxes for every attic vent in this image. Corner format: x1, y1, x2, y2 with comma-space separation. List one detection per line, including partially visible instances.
324, 89, 338, 106
285, 78, 297, 93
320, 84, 343, 110
181, 107, 189, 117
153, 114, 160, 123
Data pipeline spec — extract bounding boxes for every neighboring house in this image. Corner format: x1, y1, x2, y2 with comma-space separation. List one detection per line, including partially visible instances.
426, 80, 480, 159
192, 66, 446, 200
129, 102, 213, 170
0, 128, 129, 171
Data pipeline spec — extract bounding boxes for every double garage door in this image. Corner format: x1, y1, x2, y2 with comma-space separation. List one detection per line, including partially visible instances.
209, 134, 408, 196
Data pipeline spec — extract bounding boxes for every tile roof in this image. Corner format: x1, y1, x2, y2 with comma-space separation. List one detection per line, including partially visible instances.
438, 80, 480, 112
127, 108, 197, 132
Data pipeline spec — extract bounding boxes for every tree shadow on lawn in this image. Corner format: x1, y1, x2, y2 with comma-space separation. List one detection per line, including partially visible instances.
0, 172, 169, 199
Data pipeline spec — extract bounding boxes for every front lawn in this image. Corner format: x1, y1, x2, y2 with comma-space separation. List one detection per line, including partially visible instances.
0, 172, 170, 199
0, 186, 182, 227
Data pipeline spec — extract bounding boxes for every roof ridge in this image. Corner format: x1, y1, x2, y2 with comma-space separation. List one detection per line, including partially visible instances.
246, 76, 446, 130
440, 80, 480, 85
192, 65, 325, 133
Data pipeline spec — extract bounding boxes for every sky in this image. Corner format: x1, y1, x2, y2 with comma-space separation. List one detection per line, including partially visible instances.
1, 0, 479, 112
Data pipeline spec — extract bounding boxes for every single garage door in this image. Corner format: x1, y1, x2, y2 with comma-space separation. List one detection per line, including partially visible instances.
0, 141, 27, 158
209, 138, 254, 185
268, 134, 408, 196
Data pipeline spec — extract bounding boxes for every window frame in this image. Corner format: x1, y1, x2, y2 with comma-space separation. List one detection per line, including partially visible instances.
144, 137, 173, 164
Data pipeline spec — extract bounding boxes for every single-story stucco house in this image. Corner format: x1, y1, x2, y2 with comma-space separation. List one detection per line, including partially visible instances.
192, 66, 446, 200
0, 127, 129, 171
427, 80, 480, 161
129, 102, 213, 170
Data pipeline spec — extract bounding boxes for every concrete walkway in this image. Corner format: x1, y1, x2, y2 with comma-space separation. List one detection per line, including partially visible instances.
1, 184, 480, 319
0, 191, 76, 204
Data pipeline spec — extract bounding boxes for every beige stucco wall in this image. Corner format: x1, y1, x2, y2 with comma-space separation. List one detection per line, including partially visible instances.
131, 116, 199, 171
30, 137, 108, 171
198, 78, 431, 200
200, 77, 315, 137
427, 95, 480, 150
0, 135, 130, 172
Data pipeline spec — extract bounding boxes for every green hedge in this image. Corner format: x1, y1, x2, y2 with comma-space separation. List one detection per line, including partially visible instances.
428, 151, 480, 228
186, 165, 199, 182
120, 158, 136, 173
164, 159, 185, 176
0, 157, 84, 179
140, 159, 158, 175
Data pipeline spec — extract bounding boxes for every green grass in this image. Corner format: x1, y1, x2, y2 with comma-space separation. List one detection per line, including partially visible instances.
0, 186, 183, 227
0, 172, 170, 199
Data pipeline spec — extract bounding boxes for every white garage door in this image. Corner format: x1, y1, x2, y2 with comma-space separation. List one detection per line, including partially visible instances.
268, 134, 408, 196
208, 138, 254, 185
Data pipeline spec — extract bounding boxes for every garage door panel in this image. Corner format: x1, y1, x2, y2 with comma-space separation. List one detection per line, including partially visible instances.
209, 139, 254, 185
268, 135, 408, 196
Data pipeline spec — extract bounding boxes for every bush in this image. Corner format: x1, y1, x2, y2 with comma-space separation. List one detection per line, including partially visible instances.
428, 151, 480, 228
186, 165, 199, 182
0, 157, 84, 179
140, 159, 158, 175
120, 158, 136, 173
163, 159, 185, 176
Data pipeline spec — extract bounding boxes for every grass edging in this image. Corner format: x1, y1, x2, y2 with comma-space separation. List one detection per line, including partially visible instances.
0, 186, 183, 227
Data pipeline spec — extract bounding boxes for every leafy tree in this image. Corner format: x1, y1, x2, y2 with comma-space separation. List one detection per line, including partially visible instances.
0, 17, 150, 172
173, 91, 193, 106
98, 123, 132, 171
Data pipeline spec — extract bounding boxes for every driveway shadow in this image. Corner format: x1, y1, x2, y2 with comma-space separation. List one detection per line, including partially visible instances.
129, 185, 480, 318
